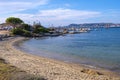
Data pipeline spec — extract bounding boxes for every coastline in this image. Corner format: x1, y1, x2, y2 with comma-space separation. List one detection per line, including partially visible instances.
0, 37, 120, 80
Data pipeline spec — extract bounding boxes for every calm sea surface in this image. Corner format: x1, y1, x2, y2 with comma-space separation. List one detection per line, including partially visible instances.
18, 28, 120, 73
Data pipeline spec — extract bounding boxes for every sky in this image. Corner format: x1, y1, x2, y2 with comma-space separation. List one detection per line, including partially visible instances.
0, 0, 120, 27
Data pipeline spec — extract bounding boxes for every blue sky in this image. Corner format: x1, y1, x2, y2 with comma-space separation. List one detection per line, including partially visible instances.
0, 0, 120, 26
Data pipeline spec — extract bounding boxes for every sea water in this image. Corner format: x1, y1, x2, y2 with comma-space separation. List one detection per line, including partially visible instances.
18, 28, 120, 73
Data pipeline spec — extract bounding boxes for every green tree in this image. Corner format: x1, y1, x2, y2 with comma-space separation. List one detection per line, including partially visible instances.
11, 28, 24, 35
20, 23, 32, 31
33, 24, 43, 29
39, 27, 49, 33
6, 17, 24, 27
33, 24, 44, 33
11, 28, 32, 37
22, 30, 32, 37
33, 27, 49, 34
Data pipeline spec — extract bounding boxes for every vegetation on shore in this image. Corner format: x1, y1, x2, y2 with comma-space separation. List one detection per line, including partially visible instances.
5, 17, 50, 37
0, 58, 46, 80
6, 17, 24, 27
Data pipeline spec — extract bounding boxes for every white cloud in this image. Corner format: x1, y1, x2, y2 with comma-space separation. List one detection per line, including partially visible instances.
7, 8, 101, 26
2, 8, 120, 26
39, 8, 100, 20
0, 1, 120, 26
0, 0, 49, 14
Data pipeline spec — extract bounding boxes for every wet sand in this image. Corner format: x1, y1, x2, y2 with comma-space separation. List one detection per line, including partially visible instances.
0, 37, 120, 80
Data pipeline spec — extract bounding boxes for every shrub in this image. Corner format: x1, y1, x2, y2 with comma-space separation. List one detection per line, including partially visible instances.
11, 28, 24, 35
11, 28, 32, 37
33, 27, 49, 34
23, 30, 32, 37
21, 24, 32, 31
39, 27, 49, 33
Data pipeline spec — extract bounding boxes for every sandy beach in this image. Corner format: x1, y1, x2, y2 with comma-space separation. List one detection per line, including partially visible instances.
0, 37, 120, 80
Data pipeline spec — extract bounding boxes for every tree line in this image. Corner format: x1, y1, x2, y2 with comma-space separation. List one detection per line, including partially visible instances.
5, 17, 50, 37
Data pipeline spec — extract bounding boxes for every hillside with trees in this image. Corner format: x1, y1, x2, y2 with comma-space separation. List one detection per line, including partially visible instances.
5, 17, 50, 37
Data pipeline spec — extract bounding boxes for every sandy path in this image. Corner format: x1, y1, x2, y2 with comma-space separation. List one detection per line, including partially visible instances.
0, 30, 10, 35
0, 37, 120, 80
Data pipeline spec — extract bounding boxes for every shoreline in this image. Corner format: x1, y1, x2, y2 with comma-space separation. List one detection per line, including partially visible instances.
14, 36, 120, 75
0, 37, 120, 80
14, 38, 112, 72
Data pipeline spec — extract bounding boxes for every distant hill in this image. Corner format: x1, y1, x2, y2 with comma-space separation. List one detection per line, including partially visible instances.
62, 23, 120, 28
